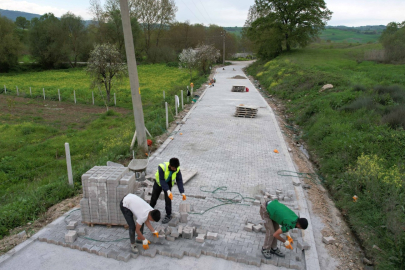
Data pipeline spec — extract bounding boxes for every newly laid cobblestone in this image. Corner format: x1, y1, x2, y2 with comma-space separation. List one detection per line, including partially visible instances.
37, 62, 308, 268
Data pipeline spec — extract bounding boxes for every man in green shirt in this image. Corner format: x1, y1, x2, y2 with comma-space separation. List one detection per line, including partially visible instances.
260, 199, 308, 259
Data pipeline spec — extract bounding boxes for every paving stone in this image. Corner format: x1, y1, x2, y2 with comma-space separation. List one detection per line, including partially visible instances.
244, 224, 253, 232
189, 248, 201, 258
168, 217, 179, 227
165, 227, 172, 235
107, 249, 120, 259
206, 232, 218, 240
290, 260, 303, 269
99, 248, 109, 257
253, 200, 260, 205
171, 231, 180, 238
253, 224, 263, 233
196, 228, 207, 235
90, 246, 102, 255
323, 236, 336, 245
82, 243, 93, 252
77, 227, 87, 236
182, 229, 193, 239
158, 235, 166, 244
65, 230, 77, 243
227, 252, 238, 262
247, 256, 261, 267
131, 252, 139, 259
180, 212, 188, 223
278, 258, 290, 268
66, 221, 78, 230
143, 248, 157, 258
117, 252, 131, 262
297, 240, 311, 250
196, 236, 204, 243
166, 235, 175, 241
171, 250, 185, 259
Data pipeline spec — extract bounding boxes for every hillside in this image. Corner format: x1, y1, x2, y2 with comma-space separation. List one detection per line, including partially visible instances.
320, 28, 382, 43
0, 9, 40, 21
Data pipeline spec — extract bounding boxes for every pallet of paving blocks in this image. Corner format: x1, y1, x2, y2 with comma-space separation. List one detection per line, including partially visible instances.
231, 85, 246, 92
80, 166, 140, 226
234, 105, 258, 118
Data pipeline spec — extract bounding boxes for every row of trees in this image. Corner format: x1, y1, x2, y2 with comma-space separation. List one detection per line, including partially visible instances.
0, 0, 243, 72
243, 0, 332, 59
380, 21, 405, 62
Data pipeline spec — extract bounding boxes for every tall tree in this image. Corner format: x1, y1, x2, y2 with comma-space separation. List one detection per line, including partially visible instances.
87, 43, 127, 103
252, 0, 332, 52
0, 16, 21, 72
29, 13, 65, 68
15, 16, 30, 30
179, 48, 198, 81
130, 0, 177, 54
60, 12, 88, 68
380, 21, 405, 62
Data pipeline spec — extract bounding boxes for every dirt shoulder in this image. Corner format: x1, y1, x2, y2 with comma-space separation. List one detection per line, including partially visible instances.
245, 71, 367, 270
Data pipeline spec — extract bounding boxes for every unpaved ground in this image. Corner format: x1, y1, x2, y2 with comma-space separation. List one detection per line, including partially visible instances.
245, 72, 368, 270
0, 95, 131, 130
0, 194, 82, 255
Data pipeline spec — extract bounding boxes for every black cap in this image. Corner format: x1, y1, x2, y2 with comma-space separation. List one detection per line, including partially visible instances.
298, 218, 308, 229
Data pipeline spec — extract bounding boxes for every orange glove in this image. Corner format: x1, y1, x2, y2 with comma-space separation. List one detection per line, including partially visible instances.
167, 190, 173, 200
142, 239, 151, 250
286, 232, 294, 244
182, 193, 186, 201
152, 231, 159, 238
284, 240, 293, 250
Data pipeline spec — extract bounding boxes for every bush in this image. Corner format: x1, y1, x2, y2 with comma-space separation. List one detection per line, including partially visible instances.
374, 85, 405, 104
342, 96, 375, 111
381, 106, 405, 129
166, 62, 178, 67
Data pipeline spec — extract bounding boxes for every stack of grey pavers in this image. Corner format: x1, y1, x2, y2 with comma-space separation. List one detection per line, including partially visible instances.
80, 166, 139, 225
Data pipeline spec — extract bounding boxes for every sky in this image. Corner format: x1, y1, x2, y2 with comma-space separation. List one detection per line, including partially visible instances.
0, 0, 404, 27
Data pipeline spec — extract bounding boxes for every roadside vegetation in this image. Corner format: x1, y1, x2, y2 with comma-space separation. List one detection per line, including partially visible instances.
247, 43, 405, 269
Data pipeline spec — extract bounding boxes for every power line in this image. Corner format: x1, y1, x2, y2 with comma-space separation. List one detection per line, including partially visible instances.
179, 0, 205, 24
197, 0, 215, 25
189, 0, 209, 24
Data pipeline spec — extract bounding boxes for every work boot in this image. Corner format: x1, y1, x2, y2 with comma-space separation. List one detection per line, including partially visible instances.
162, 215, 172, 224
261, 248, 272, 259
131, 244, 139, 254
270, 247, 285, 257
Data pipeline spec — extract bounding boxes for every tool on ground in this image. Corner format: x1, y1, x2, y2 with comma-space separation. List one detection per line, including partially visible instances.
182, 193, 187, 200
142, 239, 151, 250
353, 195, 358, 202
274, 149, 279, 153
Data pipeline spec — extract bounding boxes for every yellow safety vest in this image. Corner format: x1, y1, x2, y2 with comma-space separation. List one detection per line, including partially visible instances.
155, 162, 180, 186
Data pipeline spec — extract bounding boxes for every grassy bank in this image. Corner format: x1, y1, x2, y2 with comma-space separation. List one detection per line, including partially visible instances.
0, 64, 208, 239
247, 43, 405, 269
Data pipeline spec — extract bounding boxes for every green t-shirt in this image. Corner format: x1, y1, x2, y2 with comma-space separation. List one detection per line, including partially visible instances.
266, 200, 298, 233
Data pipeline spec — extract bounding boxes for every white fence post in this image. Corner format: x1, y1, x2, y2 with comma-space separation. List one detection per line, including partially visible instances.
30, 87, 32, 97
181, 90, 184, 109
58, 89, 61, 101
92, 91, 94, 105
175, 95, 178, 116
4, 85, 6, 94
114, 93, 116, 106
16, 86, 19, 96
165, 102, 169, 130
65, 142, 73, 187
74, 90, 76, 104
43, 88, 45, 100
191, 86, 194, 97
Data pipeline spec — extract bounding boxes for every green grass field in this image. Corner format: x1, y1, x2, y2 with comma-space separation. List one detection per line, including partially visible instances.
0, 64, 207, 240
320, 28, 381, 43
247, 43, 405, 269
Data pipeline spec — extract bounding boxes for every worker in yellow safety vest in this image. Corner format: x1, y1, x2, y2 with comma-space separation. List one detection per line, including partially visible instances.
149, 158, 186, 224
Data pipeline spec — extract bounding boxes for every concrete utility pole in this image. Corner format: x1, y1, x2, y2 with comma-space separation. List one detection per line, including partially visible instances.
119, 0, 148, 152
222, 30, 226, 65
